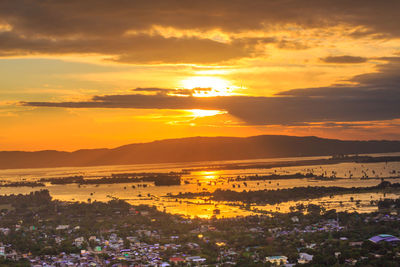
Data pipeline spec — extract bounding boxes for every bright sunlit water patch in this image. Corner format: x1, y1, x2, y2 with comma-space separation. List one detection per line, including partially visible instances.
197, 170, 221, 180
180, 76, 237, 97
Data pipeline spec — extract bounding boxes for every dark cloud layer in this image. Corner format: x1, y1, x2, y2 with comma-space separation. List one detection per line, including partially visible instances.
1, 1, 400, 62
0, 32, 254, 63
22, 59, 400, 125
2, 0, 400, 36
22, 93, 400, 125
321, 56, 368, 64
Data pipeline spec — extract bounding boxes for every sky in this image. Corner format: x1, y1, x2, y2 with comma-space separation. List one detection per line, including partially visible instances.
1, 0, 400, 151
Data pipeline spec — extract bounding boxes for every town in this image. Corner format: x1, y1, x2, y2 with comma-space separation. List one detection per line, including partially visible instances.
0, 190, 399, 266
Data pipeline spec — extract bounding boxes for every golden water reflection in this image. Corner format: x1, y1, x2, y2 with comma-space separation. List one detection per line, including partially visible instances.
0, 181, 398, 219
159, 191, 400, 219
0, 155, 399, 219
195, 170, 221, 180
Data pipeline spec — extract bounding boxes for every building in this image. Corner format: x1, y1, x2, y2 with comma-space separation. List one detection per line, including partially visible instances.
298, 253, 313, 264
56, 225, 70, 230
265, 256, 288, 265
369, 234, 400, 244
169, 257, 185, 264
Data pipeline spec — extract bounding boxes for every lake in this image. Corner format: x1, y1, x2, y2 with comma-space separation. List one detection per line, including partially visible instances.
1, 152, 400, 218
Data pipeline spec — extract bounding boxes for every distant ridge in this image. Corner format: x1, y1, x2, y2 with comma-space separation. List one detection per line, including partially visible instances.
1, 135, 400, 169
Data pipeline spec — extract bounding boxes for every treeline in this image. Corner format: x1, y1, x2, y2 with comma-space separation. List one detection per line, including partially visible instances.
0, 181, 45, 187
0, 190, 52, 207
111, 171, 188, 178
233, 172, 318, 181
171, 181, 400, 204
378, 198, 400, 209
39, 173, 181, 186
38, 175, 84, 184
356, 156, 400, 163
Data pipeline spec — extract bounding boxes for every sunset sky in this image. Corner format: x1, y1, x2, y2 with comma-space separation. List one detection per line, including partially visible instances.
1, 0, 400, 151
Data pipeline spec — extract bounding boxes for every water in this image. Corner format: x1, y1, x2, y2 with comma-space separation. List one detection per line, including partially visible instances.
1, 152, 400, 218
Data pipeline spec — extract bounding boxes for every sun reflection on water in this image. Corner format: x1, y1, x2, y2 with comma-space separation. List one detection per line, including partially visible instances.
1, 157, 400, 219
197, 170, 221, 180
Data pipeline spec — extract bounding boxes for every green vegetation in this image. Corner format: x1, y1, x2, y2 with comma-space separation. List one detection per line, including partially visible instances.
171, 180, 400, 204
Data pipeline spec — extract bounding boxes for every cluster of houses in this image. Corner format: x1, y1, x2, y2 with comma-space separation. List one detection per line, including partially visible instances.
265, 253, 314, 266
1, 198, 400, 266
269, 217, 343, 238
0, 223, 208, 266
263, 215, 400, 266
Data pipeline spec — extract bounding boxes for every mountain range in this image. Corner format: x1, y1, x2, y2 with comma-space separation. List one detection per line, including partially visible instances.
1, 135, 400, 169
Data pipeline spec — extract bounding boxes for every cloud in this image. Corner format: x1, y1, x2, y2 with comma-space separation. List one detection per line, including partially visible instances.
1, 1, 400, 62
278, 57, 400, 96
132, 87, 212, 96
321, 56, 368, 64
2, 1, 400, 36
21, 58, 400, 125
0, 32, 255, 63
21, 92, 400, 125
276, 40, 310, 50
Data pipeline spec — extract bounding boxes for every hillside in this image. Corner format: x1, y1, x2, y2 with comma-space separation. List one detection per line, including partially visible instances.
1, 135, 400, 169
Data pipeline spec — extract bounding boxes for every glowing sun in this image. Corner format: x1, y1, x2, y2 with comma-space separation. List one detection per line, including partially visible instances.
180, 76, 237, 97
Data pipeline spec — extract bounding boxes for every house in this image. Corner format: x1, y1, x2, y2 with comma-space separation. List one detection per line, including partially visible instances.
249, 227, 263, 233
298, 253, 313, 264
306, 243, 316, 249
291, 216, 299, 223
169, 257, 185, 264
345, 258, 357, 265
0, 228, 10, 235
74, 237, 85, 247
349, 241, 363, 247
56, 225, 69, 230
55, 236, 64, 244
265, 256, 288, 265
186, 256, 206, 263
369, 234, 400, 244
170, 235, 179, 240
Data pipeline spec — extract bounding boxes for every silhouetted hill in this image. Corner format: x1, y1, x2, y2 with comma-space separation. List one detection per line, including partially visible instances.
1, 135, 400, 169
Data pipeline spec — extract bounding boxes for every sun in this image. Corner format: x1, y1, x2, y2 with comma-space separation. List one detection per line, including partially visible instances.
187, 109, 226, 118
180, 76, 237, 97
